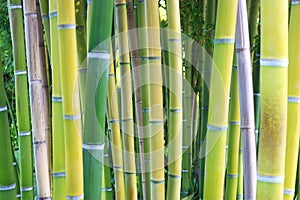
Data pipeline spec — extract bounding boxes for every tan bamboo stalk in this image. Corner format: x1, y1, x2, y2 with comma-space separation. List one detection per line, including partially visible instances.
23, 0, 51, 198
283, 1, 300, 199
166, 0, 183, 199
114, 1, 138, 199
257, 0, 288, 198
126, 0, 147, 198
145, 0, 165, 198
236, 0, 257, 199
56, 0, 84, 198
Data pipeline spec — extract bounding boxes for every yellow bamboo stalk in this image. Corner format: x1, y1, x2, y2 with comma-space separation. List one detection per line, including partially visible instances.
56, 0, 83, 198
145, 0, 165, 198
257, 0, 288, 199
283, 1, 300, 199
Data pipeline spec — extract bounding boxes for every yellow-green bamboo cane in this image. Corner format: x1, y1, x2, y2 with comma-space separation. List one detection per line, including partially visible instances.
145, 0, 165, 198
86, 0, 92, 49
114, 1, 138, 199
257, 0, 288, 199
166, 0, 182, 200
56, 0, 84, 198
107, 47, 125, 200
102, 140, 113, 200
225, 63, 241, 200
23, 0, 51, 198
283, 1, 300, 199
203, 0, 238, 199
49, 0, 66, 199
8, 1, 34, 199
39, 0, 51, 54
237, 139, 244, 200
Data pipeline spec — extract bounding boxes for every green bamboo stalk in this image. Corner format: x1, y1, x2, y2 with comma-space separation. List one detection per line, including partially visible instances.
145, 0, 165, 198
102, 141, 113, 200
49, 0, 66, 199
39, 0, 51, 55
82, 0, 113, 198
23, 0, 51, 198
56, 0, 84, 199
257, 0, 288, 198
225, 62, 241, 200
7, 1, 34, 199
114, 0, 138, 198
86, 0, 92, 48
203, 0, 238, 199
0, 59, 17, 200
283, 2, 300, 199
237, 139, 244, 200
136, 1, 151, 199
165, 0, 183, 200
248, 0, 259, 49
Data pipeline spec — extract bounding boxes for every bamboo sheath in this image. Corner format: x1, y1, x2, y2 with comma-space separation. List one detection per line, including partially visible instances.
257, 0, 288, 199
23, 0, 51, 198
137, 1, 151, 199
49, 0, 66, 199
0, 61, 17, 200
107, 48, 125, 200
56, 0, 84, 199
225, 61, 241, 200
165, 0, 183, 200
114, 0, 138, 199
82, 0, 113, 199
145, 0, 165, 198
126, 0, 147, 198
283, 2, 300, 200
7, 0, 34, 199
203, 0, 238, 199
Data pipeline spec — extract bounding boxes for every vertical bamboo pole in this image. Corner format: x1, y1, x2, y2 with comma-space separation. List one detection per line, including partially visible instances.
145, 0, 165, 199
39, 0, 51, 54
49, 0, 66, 199
237, 139, 244, 200
203, 0, 238, 199
56, 0, 83, 199
236, 0, 257, 199
283, 1, 300, 199
0, 60, 17, 200
166, 0, 182, 199
114, 0, 138, 198
257, 0, 289, 198
82, 0, 113, 198
8, 1, 34, 199
23, 0, 51, 198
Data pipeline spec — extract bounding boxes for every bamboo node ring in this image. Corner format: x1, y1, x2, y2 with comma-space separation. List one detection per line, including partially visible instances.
14, 70, 27, 76
66, 194, 84, 200
0, 183, 16, 191
283, 189, 295, 195
82, 143, 105, 151
257, 173, 284, 183
260, 58, 288, 67
0, 105, 8, 112
214, 38, 235, 44
207, 124, 228, 132
9, 4, 22, 9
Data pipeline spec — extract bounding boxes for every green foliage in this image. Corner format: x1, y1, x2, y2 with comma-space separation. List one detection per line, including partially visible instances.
1, 0, 18, 149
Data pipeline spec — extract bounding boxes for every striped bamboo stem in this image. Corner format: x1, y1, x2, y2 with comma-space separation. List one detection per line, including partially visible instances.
257, 0, 288, 198
283, 1, 300, 199
49, 0, 66, 199
166, 0, 183, 199
7, 1, 34, 199
107, 52, 125, 200
56, 0, 84, 199
82, 0, 113, 198
225, 61, 241, 200
23, 0, 51, 198
203, 0, 238, 199
145, 0, 165, 198
0, 59, 17, 200
114, 0, 138, 198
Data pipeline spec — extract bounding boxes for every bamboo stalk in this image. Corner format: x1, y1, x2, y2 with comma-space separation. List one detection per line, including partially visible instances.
0, 59, 17, 200
225, 61, 241, 200
56, 0, 84, 199
145, 0, 165, 198
235, 0, 257, 199
203, 0, 238, 198
114, 0, 138, 198
107, 48, 125, 200
283, 2, 300, 199
23, 0, 51, 198
256, 0, 288, 198
237, 138, 244, 200
82, 0, 113, 198
7, 1, 34, 199
126, 0, 147, 198
165, 0, 183, 200
39, 0, 51, 54
102, 141, 113, 200
49, 0, 66, 199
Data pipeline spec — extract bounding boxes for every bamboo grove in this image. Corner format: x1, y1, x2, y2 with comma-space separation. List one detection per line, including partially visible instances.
0, 0, 300, 199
